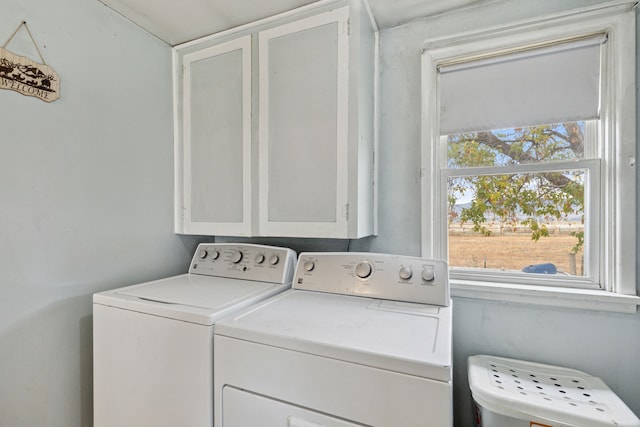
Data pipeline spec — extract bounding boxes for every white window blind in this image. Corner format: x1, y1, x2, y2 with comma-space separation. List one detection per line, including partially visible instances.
438, 36, 604, 135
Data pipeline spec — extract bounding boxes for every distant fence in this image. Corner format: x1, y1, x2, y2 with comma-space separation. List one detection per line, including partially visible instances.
448, 221, 583, 236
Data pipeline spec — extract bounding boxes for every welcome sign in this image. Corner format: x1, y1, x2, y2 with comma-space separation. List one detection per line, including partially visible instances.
0, 48, 60, 102
1, 22, 60, 103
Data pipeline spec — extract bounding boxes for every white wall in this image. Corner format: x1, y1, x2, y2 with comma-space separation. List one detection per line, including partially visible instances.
0, 0, 202, 425
372, 0, 640, 425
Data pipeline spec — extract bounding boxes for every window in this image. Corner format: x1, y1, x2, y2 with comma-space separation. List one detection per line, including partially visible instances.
421, 2, 638, 310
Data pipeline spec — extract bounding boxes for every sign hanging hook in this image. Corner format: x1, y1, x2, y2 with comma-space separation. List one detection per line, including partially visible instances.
3, 21, 47, 65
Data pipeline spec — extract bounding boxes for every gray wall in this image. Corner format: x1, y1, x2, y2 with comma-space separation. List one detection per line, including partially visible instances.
0, 0, 202, 425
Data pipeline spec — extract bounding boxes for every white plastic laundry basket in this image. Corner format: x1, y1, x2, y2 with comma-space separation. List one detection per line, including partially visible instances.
468, 355, 640, 427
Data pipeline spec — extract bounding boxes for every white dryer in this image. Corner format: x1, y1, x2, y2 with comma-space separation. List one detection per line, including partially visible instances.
93, 243, 297, 427
214, 252, 453, 427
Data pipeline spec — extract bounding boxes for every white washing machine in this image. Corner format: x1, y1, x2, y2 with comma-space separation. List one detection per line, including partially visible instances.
214, 252, 453, 427
93, 243, 297, 427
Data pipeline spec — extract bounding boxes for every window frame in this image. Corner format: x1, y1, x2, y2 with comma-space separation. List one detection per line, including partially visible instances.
420, 1, 639, 312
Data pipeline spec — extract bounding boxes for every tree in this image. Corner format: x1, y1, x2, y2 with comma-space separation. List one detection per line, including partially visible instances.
447, 122, 585, 253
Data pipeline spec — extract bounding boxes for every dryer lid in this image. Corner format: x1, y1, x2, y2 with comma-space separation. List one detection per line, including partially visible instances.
215, 289, 452, 381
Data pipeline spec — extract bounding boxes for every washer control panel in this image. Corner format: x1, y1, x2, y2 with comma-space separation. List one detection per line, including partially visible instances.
189, 243, 297, 284
294, 252, 449, 306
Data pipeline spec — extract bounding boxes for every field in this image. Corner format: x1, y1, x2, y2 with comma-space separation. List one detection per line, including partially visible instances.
448, 229, 584, 275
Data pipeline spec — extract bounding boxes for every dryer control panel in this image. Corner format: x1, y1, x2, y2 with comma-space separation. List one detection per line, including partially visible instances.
294, 252, 449, 306
189, 243, 297, 284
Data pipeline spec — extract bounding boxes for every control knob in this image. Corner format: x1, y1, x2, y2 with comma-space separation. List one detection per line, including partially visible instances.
399, 266, 413, 280
303, 260, 315, 272
198, 249, 208, 259
255, 254, 265, 264
269, 254, 280, 265
210, 250, 220, 260
230, 250, 243, 264
355, 261, 373, 279
422, 267, 435, 282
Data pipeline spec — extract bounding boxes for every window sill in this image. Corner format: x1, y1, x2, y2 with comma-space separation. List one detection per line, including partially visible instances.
451, 280, 640, 314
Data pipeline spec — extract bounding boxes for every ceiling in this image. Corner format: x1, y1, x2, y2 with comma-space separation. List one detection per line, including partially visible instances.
98, 0, 488, 46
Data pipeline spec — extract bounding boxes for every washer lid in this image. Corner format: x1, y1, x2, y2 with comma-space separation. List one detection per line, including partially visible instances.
215, 289, 452, 381
93, 274, 289, 326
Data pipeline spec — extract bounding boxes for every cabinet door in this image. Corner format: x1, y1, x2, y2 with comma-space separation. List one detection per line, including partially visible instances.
259, 7, 350, 237
179, 36, 252, 235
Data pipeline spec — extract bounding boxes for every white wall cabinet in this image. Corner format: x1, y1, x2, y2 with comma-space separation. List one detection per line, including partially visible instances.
174, 1, 376, 238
